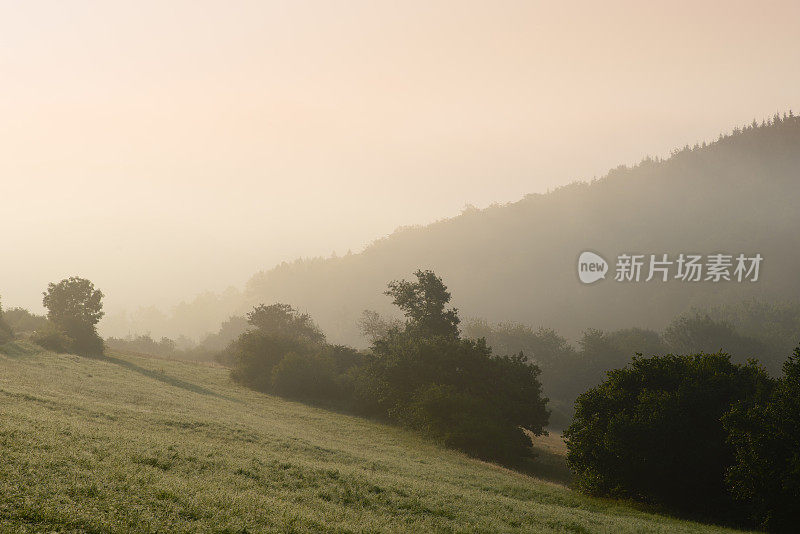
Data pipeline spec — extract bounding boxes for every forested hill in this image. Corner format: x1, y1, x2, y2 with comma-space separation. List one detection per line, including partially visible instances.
243, 115, 800, 346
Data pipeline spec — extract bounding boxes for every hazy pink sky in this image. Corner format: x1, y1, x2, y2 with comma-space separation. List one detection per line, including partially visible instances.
1, 0, 798, 315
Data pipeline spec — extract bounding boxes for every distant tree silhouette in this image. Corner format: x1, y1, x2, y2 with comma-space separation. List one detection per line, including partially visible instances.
246, 303, 325, 345
41, 277, 105, 356
385, 269, 460, 339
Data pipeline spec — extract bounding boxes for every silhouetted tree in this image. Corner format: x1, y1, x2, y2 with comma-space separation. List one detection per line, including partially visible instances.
385, 269, 459, 339
358, 309, 402, 343
356, 270, 549, 464
663, 314, 768, 367
41, 277, 105, 356
246, 303, 325, 345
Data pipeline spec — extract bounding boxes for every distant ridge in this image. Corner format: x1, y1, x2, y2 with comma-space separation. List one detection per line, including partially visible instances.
240, 114, 800, 345
110, 115, 800, 345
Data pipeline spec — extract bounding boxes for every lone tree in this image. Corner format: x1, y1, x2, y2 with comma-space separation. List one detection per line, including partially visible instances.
42, 277, 105, 356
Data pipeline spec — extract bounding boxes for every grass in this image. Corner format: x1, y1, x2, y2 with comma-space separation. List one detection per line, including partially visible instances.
0, 342, 748, 533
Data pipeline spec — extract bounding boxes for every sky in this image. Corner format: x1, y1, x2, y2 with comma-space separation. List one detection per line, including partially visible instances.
1, 0, 799, 316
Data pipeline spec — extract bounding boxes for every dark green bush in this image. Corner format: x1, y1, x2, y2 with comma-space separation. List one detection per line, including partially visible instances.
724, 346, 800, 532
0, 298, 14, 344
229, 330, 312, 392
356, 331, 549, 464
0, 321, 12, 344
31, 325, 72, 353
402, 383, 532, 463
271, 352, 340, 401
564, 352, 771, 523
3, 307, 48, 335
68, 326, 105, 357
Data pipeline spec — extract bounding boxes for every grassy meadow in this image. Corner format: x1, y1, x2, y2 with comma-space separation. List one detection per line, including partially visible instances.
0, 343, 747, 533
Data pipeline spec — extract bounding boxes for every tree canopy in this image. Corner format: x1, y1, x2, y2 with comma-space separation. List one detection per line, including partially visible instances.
385, 269, 459, 339
42, 277, 104, 329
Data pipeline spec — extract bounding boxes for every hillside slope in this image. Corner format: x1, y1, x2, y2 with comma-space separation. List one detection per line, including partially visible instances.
0, 345, 745, 533
239, 116, 800, 345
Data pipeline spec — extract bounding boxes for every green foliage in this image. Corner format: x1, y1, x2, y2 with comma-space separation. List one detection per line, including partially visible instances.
577, 328, 658, 387
358, 309, 402, 344
198, 314, 249, 351
723, 346, 800, 531
689, 300, 800, 375
30, 323, 73, 353
229, 330, 311, 392
228, 273, 548, 465
564, 352, 772, 523
401, 383, 532, 464
228, 305, 362, 403
246, 303, 325, 345
385, 270, 460, 339
41, 277, 105, 356
464, 320, 666, 429
67, 322, 106, 356
663, 314, 767, 367
355, 272, 549, 464
3, 306, 49, 335
271, 351, 338, 401
0, 297, 13, 344
42, 277, 104, 328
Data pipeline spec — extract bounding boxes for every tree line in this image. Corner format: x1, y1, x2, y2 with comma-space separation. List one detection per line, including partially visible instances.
462, 305, 798, 428
224, 270, 550, 465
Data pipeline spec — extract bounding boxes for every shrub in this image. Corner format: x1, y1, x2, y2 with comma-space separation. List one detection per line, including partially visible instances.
564, 352, 771, 523
0, 320, 12, 344
358, 332, 549, 464
229, 330, 312, 392
3, 307, 48, 335
402, 383, 532, 463
31, 325, 72, 353
271, 352, 337, 401
723, 346, 800, 532
66, 322, 105, 357
0, 297, 13, 344
0, 320, 11, 345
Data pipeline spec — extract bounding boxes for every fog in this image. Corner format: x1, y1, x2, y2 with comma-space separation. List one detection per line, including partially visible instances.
1, 0, 799, 325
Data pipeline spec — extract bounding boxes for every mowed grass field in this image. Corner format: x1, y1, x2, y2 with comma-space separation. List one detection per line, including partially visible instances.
0, 343, 746, 533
